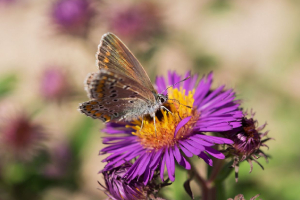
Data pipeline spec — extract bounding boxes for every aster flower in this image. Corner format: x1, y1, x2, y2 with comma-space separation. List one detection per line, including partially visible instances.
51, 0, 94, 37
108, 2, 162, 41
99, 163, 168, 200
0, 0, 16, 5
100, 71, 243, 184
222, 110, 271, 182
0, 112, 46, 160
40, 67, 71, 102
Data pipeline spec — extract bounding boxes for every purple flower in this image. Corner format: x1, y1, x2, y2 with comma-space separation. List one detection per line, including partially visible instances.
99, 163, 167, 200
108, 2, 162, 41
40, 67, 70, 101
99, 71, 243, 184
223, 110, 271, 182
0, 112, 46, 160
0, 0, 16, 5
51, 0, 94, 36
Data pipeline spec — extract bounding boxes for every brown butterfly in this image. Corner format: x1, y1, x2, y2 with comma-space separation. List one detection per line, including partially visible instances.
79, 33, 170, 127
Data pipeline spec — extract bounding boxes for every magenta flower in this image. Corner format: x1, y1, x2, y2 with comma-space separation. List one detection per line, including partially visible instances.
223, 110, 271, 182
0, 112, 46, 160
99, 163, 166, 200
99, 71, 243, 184
51, 0, 94, 36
40, 67, 70, 101
108, 2, 162, 41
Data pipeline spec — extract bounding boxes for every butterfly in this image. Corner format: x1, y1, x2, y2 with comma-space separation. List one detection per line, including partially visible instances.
79, 32, 170, 127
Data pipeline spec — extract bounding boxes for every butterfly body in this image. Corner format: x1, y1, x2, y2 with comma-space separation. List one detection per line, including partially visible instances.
79, 33, 168, 123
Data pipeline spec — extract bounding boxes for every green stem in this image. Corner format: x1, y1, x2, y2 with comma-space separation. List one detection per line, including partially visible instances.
186, 158, 209, 200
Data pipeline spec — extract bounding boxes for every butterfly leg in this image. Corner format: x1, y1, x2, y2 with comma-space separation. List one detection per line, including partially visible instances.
161, 106, 174, 116
140, 116, 144, 131
153, 114, 157, 137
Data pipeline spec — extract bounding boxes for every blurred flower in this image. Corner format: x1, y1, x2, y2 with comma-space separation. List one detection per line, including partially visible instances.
99, 71, 242, 184
51, 0, 94, 37
228, 194, 261, 200
223, 110, 272, 182
0, 112, 46, 160
108, 2, 162, 41
40, 67, 71, 102
99, 163, 168, 200
43, 141, 72, 178
0, 0, 16, 5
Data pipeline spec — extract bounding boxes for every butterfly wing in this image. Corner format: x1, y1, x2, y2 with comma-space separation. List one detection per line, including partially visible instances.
96, 32, 156, 94
79, 69, 156, 122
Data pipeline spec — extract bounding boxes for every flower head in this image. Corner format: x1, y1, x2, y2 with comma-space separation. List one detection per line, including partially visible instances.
108, 2, 162, 41
0, 0, 16, 5
99, 163, 167, 200
100, 71, 243, 184
51, 0, 94, 37
40, 67, 70, 101
223, 110, 271, 182
0, 112, 46, 160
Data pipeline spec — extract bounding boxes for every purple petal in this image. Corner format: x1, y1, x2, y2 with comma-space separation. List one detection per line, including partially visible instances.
183, 71, 191, 93
174, 145, 191, 169
195, 134, 233, 144
160, 153, 166, 181
205, 146, 225, 159
198, 152, 213, 166
174, 116, 191, 137
189, 135, 214, 146
179, 143, 194, 157
165, 148, 175, 181
150, 149, 163, 168
143, 167, 151, 185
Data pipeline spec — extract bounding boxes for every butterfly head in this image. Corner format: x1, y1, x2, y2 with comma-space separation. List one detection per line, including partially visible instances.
156, 93, 168, 105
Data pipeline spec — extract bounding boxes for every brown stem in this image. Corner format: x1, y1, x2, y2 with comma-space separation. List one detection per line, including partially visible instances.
207, 159, 224, 186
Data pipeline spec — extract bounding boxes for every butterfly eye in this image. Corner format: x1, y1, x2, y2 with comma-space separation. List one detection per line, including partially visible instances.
160, 98, 165, 103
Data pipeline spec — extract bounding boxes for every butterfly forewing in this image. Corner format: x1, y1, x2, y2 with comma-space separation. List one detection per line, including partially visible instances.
80, 69, 156, 122
96, 33, 156, 94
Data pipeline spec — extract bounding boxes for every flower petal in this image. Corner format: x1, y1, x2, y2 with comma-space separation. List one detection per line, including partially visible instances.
174, 116, 191, 137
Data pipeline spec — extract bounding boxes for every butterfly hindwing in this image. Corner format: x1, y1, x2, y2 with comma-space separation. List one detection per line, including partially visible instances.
96, 33, 156, 94
80, 69, 156, 122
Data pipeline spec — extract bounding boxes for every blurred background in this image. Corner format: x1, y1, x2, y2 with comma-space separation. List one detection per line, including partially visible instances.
0, 0, 299, 199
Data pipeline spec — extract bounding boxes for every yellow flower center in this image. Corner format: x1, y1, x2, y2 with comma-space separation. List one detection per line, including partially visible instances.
127, 88, 200, 150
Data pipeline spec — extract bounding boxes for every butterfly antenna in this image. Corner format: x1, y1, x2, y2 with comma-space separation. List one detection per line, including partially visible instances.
168, 99, 192, 109
161, 76, 191, 94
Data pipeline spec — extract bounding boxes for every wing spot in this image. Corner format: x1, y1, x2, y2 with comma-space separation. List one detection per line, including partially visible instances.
110, 94, 117, 97
106, 102, 111, 104
104, 57, 109, 63
123, 86, 130, 89
111, 90, 117, 93
129, 101, 134, 103
106, 51, 111, 56
113, 99, 118, 102
113, 113, 118, 117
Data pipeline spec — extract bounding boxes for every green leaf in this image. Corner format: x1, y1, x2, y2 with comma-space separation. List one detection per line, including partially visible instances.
0, 73, 18, 98
69, 117, 96, 155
